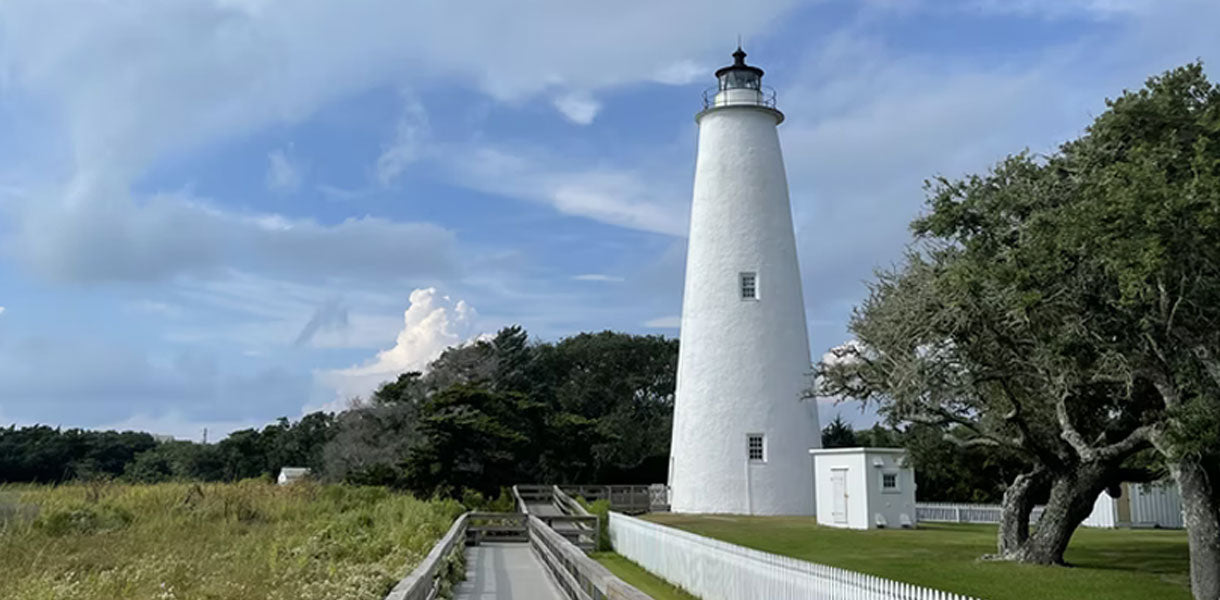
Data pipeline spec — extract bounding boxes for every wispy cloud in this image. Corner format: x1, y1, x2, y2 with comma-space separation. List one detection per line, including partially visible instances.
553, 91, 602, 125
573, 274, 625, 282
376, 97, 431, 185
265, 147, 303, 192
644, 315, 680, 328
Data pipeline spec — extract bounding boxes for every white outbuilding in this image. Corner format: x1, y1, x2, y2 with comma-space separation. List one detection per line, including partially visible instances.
809, 448, 916, 530
277, 467, 310, 485
1083, 480, 1183, 529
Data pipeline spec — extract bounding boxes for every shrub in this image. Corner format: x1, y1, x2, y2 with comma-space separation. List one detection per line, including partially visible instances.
34, 503, 133, 536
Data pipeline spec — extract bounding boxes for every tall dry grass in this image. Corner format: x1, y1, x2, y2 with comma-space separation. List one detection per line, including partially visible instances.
0, 481, 462, 600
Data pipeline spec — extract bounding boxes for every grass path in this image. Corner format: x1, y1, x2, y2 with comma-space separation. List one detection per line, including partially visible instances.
593, 552, 699, 600
645, 514, 1190, 600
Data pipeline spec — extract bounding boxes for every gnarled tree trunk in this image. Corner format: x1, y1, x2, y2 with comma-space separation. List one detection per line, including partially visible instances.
1172, 455, 1220, 600
1010, 462, 1110, 565
996, 469, 1047, 557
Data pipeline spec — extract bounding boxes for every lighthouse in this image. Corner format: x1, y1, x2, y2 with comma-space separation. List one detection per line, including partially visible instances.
668, 47, 820, 515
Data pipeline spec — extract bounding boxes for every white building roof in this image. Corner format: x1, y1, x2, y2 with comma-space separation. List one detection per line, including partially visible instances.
808, 447, 907, 455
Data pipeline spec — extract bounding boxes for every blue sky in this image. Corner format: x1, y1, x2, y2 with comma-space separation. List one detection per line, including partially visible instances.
0, 0, 1217, 440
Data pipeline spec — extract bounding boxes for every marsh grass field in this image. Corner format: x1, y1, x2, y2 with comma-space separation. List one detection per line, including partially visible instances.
0, 481, 461, 600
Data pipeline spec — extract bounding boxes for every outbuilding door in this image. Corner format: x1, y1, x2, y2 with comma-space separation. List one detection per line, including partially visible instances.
830, 468, 848, 524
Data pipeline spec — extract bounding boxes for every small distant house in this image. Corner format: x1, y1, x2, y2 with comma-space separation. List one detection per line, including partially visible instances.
277, 467, 311, 485
809, 447, 916, 530
1083, 480, 1183, 529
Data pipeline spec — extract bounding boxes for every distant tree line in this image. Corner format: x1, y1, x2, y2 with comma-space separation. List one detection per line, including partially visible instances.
0, 328, 679, 499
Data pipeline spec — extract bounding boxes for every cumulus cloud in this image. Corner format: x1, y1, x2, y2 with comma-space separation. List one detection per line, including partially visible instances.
318, 288, 484, 401
265, 147, 303, 192
0, 307, 6, 316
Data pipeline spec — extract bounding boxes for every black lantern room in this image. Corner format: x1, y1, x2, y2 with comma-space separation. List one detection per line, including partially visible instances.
715, 47, 764, 91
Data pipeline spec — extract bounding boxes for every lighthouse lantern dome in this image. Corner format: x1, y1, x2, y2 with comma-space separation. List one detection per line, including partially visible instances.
715, 47, 764, 91
702, 46, 781, 121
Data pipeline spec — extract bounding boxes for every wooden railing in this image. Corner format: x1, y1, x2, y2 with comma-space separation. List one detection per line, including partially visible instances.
554, 485, 591, 516
466, 512, 528, 544
527, 513, 652, 600
383, 512, 469, 600
558, 484, 670, 514
513, 484, 598, 552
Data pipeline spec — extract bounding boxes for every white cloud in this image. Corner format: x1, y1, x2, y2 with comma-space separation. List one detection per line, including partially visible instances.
644, 315, 681, 328
449, 145, 689, 236
0, 306, 6, 316
265, 147, 303, 192
3, 172, 459, 283
653, 60, 706, 85
0, 0, 795, 287
0, 1, 801, 174
573, 274, 624, 282
553, 91, 602, 125
317, 288, 484, 401
375, 98, 431, 185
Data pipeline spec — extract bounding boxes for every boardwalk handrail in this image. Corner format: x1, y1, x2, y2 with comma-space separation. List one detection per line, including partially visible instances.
527, 513, 652, 600
553, 485, 591, 516
384, 512, 469, 600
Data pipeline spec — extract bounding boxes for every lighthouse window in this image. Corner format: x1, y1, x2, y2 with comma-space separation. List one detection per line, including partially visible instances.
740, 272, 758, 300
747, 434, 765, 462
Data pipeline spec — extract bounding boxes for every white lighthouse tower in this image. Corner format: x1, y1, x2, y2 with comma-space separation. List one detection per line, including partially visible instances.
668, 47, 820, 515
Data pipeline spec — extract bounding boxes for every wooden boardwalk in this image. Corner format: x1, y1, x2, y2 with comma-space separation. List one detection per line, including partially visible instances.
453, 542, 563, 600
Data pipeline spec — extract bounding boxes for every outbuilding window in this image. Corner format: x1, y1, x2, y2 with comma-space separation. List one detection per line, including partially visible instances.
740, 272, 758, 300
881, 472, 899, 493
747, 433, 765, 462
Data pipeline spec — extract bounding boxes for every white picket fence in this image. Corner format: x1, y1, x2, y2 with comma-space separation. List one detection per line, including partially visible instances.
609, 512, 981, 600
915, 502, 1045, 525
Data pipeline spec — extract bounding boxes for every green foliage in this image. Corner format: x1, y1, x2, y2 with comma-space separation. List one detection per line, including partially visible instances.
820, 420, 1026, 502
459, 487, 516, 512
1, 326, 679, 498
34, 502, 134, 536
0, 482, 461, 600
820, 415, 858, 448
0, 426, 157, 483
577, 496, 612, 551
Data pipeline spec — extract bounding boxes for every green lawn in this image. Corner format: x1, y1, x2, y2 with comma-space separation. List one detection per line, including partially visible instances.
644, 514, 1190, 600
593, 552, 699, 600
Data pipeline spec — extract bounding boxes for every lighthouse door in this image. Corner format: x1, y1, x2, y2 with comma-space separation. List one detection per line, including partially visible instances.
830, 468, 848, 524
